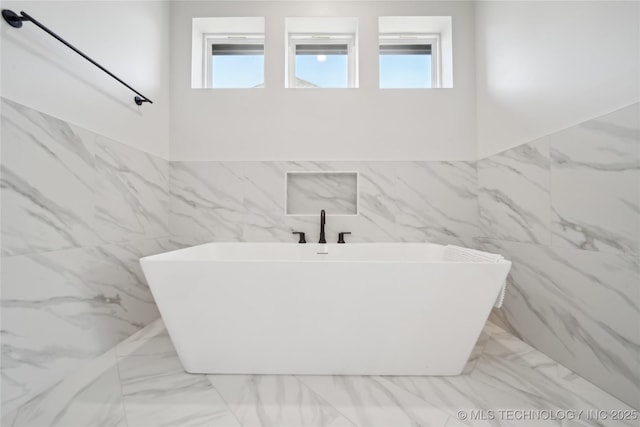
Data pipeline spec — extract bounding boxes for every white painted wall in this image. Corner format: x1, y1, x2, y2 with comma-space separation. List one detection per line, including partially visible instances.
170, 1, 476, 161
475, 1, 640, 159
1, 1, 171, 159
3, 1, 636, 162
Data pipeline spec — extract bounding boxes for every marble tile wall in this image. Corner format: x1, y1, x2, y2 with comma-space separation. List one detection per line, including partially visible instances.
477, 103, 640, 409
2, 98, 482, 417
0, 98, 178, 415
1, 99, 483, 417
8, 94, 636, 420
169, 160, 479, 246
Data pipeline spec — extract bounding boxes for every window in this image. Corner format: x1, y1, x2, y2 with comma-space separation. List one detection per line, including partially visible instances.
191, 17, 265, 89
378, 16, 453, 89
288, 36, 355, 88
285, 18, 358, 88
379, 35, 439, 88
206, 36, 264, 88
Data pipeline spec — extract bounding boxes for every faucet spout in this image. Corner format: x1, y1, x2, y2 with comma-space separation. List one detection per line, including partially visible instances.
319, 209, 326, 244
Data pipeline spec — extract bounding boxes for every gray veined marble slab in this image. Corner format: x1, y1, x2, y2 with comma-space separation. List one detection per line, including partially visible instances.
1, 239, 164, 413
7, 318, 636, 427
191, 161, 319, 242
1, 247, 124, 413
395, 161, 479, 245
296, 375, 452, 427
170, 161, 311, 243
471, 334, 638, 427
119, 349, 240, 426
478, 238, 640, 410
481, 328, 639, 421
116, 318, 167, 358
208, 375, 356, 427
169, 161, 246, 241
461, 327, 494, 375
240, 161, 326, 242
6, 350, 126, 427
155, 234, 213, 251
241, 161, 293, 242
387, 329, 638, 427
167, 160, 482, 245
93, 239, 166, 313
478, 138, 551, 245
0, 98, 171, 420
94, 134, 170, 243
1, 97, 97, 256
350, 161, 400, 242
550, 103, 640, 255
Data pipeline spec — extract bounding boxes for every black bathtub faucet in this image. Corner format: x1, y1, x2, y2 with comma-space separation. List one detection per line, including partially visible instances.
337, 232, 351, 244
292, 231, 306, 243
319, 209, 326, 244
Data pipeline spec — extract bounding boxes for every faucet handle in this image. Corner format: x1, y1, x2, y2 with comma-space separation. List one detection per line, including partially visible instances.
337, 232, 351, 244
292, 231, 306, 244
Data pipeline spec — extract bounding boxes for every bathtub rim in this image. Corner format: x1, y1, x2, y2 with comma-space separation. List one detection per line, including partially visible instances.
141, 241, 511, 265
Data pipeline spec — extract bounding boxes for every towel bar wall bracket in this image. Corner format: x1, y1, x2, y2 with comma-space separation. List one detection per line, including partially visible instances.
2, 10, 25, 28
2, 9, 153, 106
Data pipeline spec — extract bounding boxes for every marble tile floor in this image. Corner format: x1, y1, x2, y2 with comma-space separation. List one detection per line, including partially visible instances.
3, 319, 638, 427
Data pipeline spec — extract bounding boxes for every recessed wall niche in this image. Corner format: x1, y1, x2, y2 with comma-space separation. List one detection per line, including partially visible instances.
286, 171, 358, 216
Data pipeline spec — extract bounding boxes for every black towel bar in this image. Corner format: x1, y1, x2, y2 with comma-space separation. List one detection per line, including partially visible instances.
2, 9, 153, 106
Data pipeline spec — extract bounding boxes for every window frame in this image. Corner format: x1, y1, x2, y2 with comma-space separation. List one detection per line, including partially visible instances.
203, 34, 265, 89
287, 34, 357, 89
378, 33, 441, 89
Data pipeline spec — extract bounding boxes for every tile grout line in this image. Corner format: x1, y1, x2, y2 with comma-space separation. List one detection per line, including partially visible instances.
205, 378, 245, 427
114, 349, 132, 427
294, 375, 360, 427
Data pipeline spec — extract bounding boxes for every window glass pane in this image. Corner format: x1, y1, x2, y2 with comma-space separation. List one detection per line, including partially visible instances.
294, 53, 348, 88
211, 49, 264, 88
379, 51, 432, 89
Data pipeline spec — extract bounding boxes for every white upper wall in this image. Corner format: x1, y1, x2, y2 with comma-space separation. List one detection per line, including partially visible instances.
3, 1, 636, 162
170, 1, 476, 161
1, 1, 171, 159
475, 1, 640, 159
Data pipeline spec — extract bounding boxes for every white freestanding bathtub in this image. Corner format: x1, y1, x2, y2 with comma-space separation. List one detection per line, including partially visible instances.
140, 242, 511, 376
